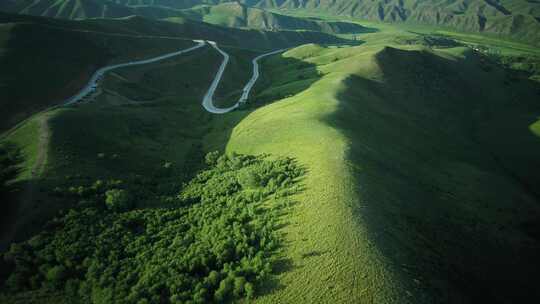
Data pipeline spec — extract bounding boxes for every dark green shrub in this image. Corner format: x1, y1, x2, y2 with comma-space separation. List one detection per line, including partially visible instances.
205, 151, 220, 166
105, 189, 131, 211
0, 143, 21, 200
2, 153, 305, 303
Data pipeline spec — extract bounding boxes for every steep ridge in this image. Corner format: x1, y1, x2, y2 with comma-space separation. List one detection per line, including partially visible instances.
179, 2, 368, 33
3, 0, 539, 43
0, 0, 135, 19
224, 42, 540, 302
0, 0, 369, 34
246, 0, 540, 44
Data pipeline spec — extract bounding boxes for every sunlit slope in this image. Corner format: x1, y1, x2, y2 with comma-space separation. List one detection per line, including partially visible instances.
178, 2, 368, 33
226, 40, 540, 302
251, 0, 540, 45
226, 56, 403, 303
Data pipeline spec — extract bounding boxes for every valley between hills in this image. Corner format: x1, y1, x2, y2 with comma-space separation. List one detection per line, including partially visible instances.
1, 1, 540, 303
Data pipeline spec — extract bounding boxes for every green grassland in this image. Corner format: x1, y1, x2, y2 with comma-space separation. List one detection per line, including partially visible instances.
1, 11, 540, 304
175, 2, 369, 34
3, 0, 540, 45
0, 14, 196, 132
0, 43, 260, 250
0, 0, 370, 35
0, 0, 134, 19
224, 29, 540, 302
0, 10, 349, 132
273, 8, 540, 54
263, 0, 540, 45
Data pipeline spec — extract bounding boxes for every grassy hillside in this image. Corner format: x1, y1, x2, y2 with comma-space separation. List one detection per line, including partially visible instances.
178, 2, 369, 33
1, 12, 540, 303
3, 0, 539, 44
0, 12, 197, 133
0, 0, 135, 19
85, 15, 351, 49
253, 0, 540, 45
0, 11, 349, 133
0, 40, 291, 303
0, 0, 369, 35
221, 31, 540, 302
0, 38, 260, 249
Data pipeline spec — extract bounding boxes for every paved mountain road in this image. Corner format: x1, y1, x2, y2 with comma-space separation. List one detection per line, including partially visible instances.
239, 48, 288, 103
64, 40, 206, 105
64, 39, 287, 113
202, 43, 287, 113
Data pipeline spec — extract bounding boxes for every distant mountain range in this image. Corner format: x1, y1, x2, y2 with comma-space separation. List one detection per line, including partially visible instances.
247, 0, 540, 42
176, 2, 370, 33
1, 0, 539, 43
0, 0, 367, 33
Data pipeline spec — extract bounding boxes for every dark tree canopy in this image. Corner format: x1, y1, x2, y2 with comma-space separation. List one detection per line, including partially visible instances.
1, 152, 304, 303
0, 143, 21, 201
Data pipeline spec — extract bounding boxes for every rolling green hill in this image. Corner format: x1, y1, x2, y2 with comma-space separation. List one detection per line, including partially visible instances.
177, 2, 369, 33
0, 0, 135, 19
0, 12, 197, 132
224, 35, 540, 303
2, 0, 539, 43
253, 0, 540, 44
0, 0, 370, 34
0, 11, 348, 132
79, 15, 351, 49
1, 4, 540, 304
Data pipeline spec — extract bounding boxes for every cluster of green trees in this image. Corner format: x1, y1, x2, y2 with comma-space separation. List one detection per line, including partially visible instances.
0, 143, 20, 202
1, 152, 304, 303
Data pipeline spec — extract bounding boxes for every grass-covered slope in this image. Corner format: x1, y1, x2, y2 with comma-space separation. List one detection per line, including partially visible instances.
0, 43, 259, 250
0, 12, 197, 133
0, 11, 349, 133
177, 2, 368, 34
0, 38, 311, 302
0, 0, 135, 19
252, 0, 540, 44
1, 14, 539, 303
89, 15, 351, 49
0, 0, 368, 35
3, 0, 539, 43
223, 34, 540, 302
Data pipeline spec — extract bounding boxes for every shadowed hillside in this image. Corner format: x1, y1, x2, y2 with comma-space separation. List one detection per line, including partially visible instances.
0, 15, 196, 132
0, 0, 134, 19
335, 46, 540, 302
1, 4, 539, 302
0, 11, 350, 132
0, 0, 371, 35
3, 0, 539, 43
176, 2, 371, 33
248, 0, 540, 44
222, 41, 540, 302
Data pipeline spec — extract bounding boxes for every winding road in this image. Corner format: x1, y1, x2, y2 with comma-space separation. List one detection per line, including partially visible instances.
64, 39, 287, 113
64, 40, 206, 105
203, 42, 287, 113
239, 48, 288, 103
